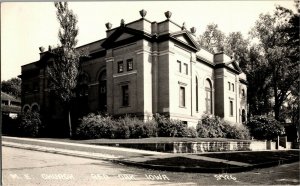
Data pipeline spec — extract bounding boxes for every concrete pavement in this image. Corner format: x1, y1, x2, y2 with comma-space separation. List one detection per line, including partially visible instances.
2, 136, 299, 173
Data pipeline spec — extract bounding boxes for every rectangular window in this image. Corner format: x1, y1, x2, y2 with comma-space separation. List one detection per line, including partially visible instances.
230, 101, 233, 116
127, 59, 133, 71
122, 85, 129, 106
232, 83, 234, 92
228, 82, 231, 90
118, 61, 123, 73
177, 60, 181, 73
179, 86, 185, 107
184, 63, 188, 75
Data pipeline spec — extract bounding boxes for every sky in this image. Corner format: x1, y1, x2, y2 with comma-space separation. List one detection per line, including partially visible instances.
1, 1, 296, 81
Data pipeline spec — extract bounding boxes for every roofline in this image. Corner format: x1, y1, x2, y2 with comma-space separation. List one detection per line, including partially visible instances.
21, 60, 39, 68
76, 38, 106, 49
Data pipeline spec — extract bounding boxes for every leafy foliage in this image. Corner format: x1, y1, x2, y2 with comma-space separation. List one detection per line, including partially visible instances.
75, 113, 199, 139
48, 2, 80, 104
154, 114, 191, 137
74, 113, 115, 139
1, 77, 21, 98
47, 2, 88, 137
18, 112, 42, 137
247, 115, 285, 140
222, 121, 250, 140
198, 3, 299, 122
198, 23, 225, 53
186, 127, 198, 138
223, 32, 250, 71
75, 114, 158, 139
196, 115, 250, 139
197, 115, 225, 138
250, 6, 299, 120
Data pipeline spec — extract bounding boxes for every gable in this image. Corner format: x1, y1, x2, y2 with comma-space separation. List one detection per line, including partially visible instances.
171, 32, 199, 51
102, 26, 152, 49
115, 33, 135, 42
225, 61, 242, 73
176, 35, 190, 45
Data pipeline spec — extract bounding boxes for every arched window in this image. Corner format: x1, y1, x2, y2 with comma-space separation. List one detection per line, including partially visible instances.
205, 79, 212, 114
31, 104, 39, 113
23, 105, 30, 113
196, 76, 198, 112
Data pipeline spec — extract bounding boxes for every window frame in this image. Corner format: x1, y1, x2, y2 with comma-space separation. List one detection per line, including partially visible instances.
230, 100, 233, 116
184, 63, 188, 75
179, 86, 186, 108
127, 59, 133, 71
177, 60, 182, 73
118, 61, 124, 73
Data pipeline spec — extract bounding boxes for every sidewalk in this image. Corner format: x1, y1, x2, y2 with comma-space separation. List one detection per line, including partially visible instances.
2, 136, 299, 173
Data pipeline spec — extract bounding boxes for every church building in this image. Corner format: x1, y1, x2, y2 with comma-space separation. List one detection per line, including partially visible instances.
20, 10, 248, 128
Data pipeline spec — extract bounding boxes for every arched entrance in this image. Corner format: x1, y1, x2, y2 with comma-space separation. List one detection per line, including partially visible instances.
98, 70, 107, 112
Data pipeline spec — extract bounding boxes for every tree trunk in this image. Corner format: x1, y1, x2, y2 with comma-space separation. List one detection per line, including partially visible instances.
274, 103, 280, 121
68, 110, 72, 138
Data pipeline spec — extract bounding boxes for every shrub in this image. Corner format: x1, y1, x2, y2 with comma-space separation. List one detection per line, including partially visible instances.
18, 112, 42, 137
115, 116, 135, 139
75, 113, 115, 139
222, 121, 250, 140
141, 120, 158, 137
155, 114, 176, 137
197, 115, 225, 138
186, 127, 198, 138
197, 114, 250, 139
154, 114, 191, 137
247, 115, 285, 140
75, 114, 158, 139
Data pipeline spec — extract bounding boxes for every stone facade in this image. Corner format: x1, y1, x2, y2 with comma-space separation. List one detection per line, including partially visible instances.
20, 10, 248, 128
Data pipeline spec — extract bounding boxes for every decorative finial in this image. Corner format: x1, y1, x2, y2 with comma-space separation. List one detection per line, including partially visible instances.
164, 11, 172, 19
139, 9, 147, 18
181, 22, 186, 30
190, 27, 196, 34
48, 45, 52, 52
39, 46, 45, 52
105, 22, 112, 30
120, 19, 125, 26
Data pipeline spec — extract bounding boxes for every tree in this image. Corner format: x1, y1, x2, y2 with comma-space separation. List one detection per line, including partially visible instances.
250, 6, 299, 121
224, 32, 250, 71
198, 23, 225, 53
246, 45, 273, 116
1, 77, 21, 98
47, 2, 82, 137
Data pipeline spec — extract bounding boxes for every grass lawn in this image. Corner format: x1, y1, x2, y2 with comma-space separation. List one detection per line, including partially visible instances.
142, 157, 240, 168
199, 150, 300, 164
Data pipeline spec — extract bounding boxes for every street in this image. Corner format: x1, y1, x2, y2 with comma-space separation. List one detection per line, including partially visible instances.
2, 146, 300, 185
